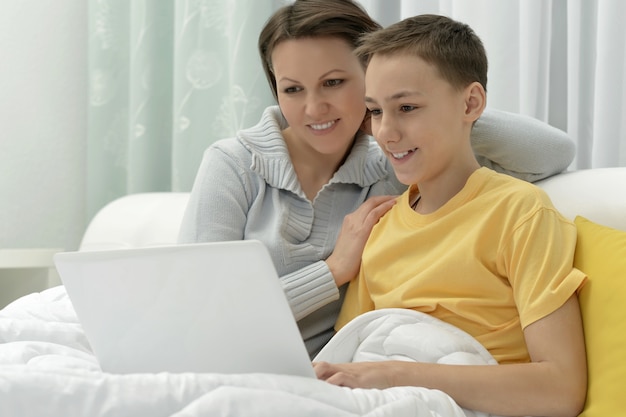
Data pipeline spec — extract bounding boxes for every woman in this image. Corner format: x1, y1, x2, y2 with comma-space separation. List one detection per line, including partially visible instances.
178, 0, 575, 358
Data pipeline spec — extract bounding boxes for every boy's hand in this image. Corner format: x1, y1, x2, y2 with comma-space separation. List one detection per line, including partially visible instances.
313, 361, 399, 389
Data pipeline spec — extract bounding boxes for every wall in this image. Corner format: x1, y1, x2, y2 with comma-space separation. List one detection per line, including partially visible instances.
0, 1, 87, 251
0, 1, 87, 306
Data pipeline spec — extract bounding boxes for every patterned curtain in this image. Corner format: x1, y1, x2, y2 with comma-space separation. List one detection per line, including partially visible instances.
87, 0, 276, 218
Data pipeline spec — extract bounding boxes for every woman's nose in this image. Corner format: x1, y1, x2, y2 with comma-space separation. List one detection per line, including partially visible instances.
305, 92, 329, 118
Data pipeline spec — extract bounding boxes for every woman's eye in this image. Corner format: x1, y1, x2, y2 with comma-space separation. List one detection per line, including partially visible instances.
367, 108, 382, 117
400, 105, 416, 112
324, 79, 343, 87
283, 86, 302, 94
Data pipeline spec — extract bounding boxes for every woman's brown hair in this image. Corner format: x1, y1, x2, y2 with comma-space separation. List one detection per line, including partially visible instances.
258, 0, 381, 100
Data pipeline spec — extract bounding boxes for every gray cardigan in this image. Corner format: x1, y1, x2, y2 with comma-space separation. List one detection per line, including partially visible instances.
178, 105, 574, 357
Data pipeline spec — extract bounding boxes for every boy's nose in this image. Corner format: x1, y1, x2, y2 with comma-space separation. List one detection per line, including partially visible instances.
375, 116, 400, 144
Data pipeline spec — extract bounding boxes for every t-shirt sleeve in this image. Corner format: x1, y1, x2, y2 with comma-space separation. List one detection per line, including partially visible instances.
502, 206, 587, 329
335, 268, 375, 330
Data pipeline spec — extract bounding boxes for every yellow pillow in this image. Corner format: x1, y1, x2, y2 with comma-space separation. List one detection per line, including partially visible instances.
574, 216, 626, 416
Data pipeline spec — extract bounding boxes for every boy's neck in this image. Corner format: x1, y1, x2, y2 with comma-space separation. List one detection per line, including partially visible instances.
413, 158, 481, 214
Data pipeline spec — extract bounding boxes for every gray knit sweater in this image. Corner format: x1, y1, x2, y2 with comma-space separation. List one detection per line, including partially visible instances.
178, 105, 574, 357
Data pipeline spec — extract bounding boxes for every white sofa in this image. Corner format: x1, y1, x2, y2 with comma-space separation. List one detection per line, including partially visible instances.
80, 167, 626, 251
56, 167, 626, 416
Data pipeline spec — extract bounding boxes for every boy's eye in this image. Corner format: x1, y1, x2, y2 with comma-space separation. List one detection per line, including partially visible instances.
324, 79, 343, 87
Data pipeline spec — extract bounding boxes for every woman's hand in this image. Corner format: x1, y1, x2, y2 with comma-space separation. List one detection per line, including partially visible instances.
325, 195, 397, 287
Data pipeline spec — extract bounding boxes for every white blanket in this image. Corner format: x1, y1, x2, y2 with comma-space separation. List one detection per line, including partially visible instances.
0, 287, 500, 417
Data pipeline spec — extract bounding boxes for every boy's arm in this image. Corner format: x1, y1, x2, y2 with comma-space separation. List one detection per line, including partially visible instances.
315, 294, 587, 417
471, 108, 575, 182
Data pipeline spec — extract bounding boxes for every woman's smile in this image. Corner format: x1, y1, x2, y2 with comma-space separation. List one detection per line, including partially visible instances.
309, 119, 338, 132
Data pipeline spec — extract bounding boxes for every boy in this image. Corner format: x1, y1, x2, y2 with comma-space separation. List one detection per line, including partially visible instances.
314, 15, 587, 417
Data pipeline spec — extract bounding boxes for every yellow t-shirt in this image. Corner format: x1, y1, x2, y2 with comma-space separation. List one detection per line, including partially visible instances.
337, 167, 587, 364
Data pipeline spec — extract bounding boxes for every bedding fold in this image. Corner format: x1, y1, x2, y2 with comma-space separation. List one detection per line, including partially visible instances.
0, 287, 500, 417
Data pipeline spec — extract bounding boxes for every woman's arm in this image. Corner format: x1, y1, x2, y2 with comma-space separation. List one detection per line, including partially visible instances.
315, 295, 587, 417
472, 108, 576, 182
178, 145, 249, 244
178, 142, 394, 323
178, 145, 337, 321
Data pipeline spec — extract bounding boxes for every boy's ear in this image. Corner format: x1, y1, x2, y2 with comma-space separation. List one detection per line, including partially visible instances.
464, 82, 486, 123
359, 109, 373, 135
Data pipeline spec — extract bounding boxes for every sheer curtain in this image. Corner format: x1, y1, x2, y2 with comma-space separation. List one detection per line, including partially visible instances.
362, 0, 626, 170
87, 0, 625, 218
87, 0, 276, 218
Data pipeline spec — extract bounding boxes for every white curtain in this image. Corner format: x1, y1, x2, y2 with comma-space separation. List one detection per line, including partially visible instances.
87, 0, 625, 220
362, 0, 626, 170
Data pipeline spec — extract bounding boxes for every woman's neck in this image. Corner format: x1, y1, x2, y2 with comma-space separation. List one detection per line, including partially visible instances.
283, 127, 351, 201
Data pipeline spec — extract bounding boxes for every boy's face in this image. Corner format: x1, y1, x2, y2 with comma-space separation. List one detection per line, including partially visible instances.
364, 53, 473, 186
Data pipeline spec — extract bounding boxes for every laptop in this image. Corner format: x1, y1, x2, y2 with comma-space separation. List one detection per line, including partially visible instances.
54, 240, 316, 377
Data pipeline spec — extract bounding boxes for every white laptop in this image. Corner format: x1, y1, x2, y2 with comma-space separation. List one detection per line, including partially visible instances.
54, 240, 316, 377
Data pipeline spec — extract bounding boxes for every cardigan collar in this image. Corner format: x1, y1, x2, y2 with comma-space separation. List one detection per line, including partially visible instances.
238, 106, 389, 194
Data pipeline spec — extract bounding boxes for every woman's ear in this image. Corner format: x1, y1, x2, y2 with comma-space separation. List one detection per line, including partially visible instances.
464, 82, 486, 123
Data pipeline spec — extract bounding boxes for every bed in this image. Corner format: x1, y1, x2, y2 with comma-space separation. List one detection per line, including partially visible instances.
2, 167, 625, 416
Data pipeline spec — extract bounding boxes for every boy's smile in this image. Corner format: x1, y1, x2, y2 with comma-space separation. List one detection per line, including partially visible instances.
390, 148, 418, 160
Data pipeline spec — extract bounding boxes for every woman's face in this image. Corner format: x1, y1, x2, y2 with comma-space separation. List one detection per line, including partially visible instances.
271, 37, 366, 159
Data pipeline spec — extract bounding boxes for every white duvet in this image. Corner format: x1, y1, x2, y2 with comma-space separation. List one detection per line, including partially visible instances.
0, 286, 501, 417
